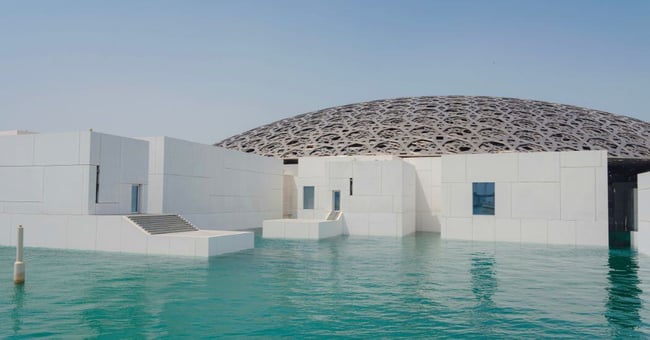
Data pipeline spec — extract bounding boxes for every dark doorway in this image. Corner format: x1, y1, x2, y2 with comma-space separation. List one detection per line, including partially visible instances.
608, 158, 650, 248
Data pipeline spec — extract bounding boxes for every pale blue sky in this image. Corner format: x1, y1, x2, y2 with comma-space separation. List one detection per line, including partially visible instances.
1, 1, 648, 144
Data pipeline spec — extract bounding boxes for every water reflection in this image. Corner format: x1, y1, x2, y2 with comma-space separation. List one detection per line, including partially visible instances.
11, 284, 24, 335
471, 252, 497, 305
606, 249, 642, 335
470, 252, 497, 334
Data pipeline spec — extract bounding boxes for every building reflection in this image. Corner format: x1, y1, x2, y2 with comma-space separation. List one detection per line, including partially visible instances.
469, 251, 497, 334
606, 249, 642, 335
471, 252, 497, 305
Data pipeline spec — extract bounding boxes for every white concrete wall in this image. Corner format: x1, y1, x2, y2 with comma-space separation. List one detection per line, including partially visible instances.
296, 156, 416, 237
635, 172, 650, 255
404, 157, 442, 232
143, 137, 282, 230
440, 150, 608, 246
0, 131, 148, 216
92, 132, 149, 214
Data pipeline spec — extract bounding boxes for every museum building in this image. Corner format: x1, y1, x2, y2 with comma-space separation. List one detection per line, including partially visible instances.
2, 96, 650, 256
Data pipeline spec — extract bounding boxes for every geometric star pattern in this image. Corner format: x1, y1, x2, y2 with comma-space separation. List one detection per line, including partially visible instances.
215, 96, 650, 159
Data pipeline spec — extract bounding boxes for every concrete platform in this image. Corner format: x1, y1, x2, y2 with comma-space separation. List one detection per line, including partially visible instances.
154, 230, 254, 257
263, 218, 343, 240
0, 214, 254, 258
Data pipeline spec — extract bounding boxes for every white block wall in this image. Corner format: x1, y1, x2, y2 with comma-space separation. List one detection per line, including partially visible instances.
0, 131, 148, 216
296, 156, 416, 237
404, 157, 442, 232
142, 137, 282, 230
440, 150, 609, 246
635, 172, 650, 255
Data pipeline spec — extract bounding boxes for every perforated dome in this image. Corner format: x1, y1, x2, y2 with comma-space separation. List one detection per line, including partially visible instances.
216, 96, 650, 159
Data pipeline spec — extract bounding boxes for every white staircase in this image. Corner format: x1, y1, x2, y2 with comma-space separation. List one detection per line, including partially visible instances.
127, 215, 199, 235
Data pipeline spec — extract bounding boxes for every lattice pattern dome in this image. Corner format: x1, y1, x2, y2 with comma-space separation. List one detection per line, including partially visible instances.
215, 96, 650, 159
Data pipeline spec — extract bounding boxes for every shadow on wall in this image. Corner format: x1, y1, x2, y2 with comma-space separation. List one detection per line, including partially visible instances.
414, 173, 440, 232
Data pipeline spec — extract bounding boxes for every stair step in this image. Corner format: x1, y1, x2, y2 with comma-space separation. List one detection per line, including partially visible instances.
127, 215, 199, 235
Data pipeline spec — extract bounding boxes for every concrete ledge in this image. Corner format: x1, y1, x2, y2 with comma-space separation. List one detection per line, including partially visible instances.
0, 213, 254, 257
263, 218, 342, 240
153, 230, 254, 257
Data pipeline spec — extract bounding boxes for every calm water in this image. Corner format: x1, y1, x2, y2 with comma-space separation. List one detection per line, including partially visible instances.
1, 232, 649, 338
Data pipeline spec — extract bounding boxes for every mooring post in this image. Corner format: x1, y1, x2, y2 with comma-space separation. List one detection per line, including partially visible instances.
14, 225, 25, 284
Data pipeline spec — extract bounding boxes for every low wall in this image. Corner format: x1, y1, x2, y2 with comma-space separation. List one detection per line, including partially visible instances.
0, 213, 253, 257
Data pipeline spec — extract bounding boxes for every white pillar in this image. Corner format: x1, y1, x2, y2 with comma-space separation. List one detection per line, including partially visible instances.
14, 225, 24, 284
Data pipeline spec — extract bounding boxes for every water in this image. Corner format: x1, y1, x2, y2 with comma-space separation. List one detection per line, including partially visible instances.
1, 232, 649, 338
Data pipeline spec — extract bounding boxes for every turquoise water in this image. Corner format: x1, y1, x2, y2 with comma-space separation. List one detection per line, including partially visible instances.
1, 232, 649, 338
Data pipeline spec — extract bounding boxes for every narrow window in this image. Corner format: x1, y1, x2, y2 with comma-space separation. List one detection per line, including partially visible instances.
131, 184, 140, 213
332, 190, 341, 211
303, 186, 315, 209
473, 182, 495, 215
349, 177, 353, 196
95, 165, 100, 204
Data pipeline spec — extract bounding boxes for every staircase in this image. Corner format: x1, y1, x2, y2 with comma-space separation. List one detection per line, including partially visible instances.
127, 215, 199, 235
326, 211, 342, 221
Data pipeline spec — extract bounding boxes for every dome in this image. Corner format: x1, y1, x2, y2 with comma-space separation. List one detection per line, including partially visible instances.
215, 96, 650, 159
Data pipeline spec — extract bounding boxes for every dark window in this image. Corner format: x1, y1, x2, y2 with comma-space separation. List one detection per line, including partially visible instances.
303, 186, 315, 209
349, 178, 353, 196
283, 159, 298, 165
95, 165, 100, 204
473, 182, 495, 215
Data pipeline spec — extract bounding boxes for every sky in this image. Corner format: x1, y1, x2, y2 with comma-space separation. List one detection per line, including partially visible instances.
1, 1, 649, 144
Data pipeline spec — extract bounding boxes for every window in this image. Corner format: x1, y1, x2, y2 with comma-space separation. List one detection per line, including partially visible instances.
332, 190, 341, 211
473, 182, 495, 215
95, 165, 100, 204
349, 178, 353, 196
303, 186, 315, 209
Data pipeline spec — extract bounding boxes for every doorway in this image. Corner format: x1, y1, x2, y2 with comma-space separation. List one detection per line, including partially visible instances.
131, 184, 141, 213
608, 159, 650, 248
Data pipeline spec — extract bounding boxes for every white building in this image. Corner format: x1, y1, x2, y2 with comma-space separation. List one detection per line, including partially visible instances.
0, 130, 282, 257
220, 96, 650, 253
264, 150, 609, 247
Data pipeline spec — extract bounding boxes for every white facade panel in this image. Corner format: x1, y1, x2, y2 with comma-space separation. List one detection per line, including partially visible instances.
353, 162, 382, 195
43, 165, 91, 214
466, 153, 517, 182
520, 219, 548, 244
495, 219, 521, 243
560, 167, 596, 221
547, 220, 576, 245
145, 137, 282, 230
560, 150, 603, 168
34, 132, 81, 165
635, 172, 650, 255
0, 134, 35, 166
441, 150, 608, 247
511, 182, 561, 219
518, 152, 560, 182
0, 167, 44, 202
472, 216, 496, 242
441, 155, 466, 183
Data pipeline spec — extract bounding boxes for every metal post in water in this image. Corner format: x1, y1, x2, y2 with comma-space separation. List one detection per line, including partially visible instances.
14, 225, 25, 284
